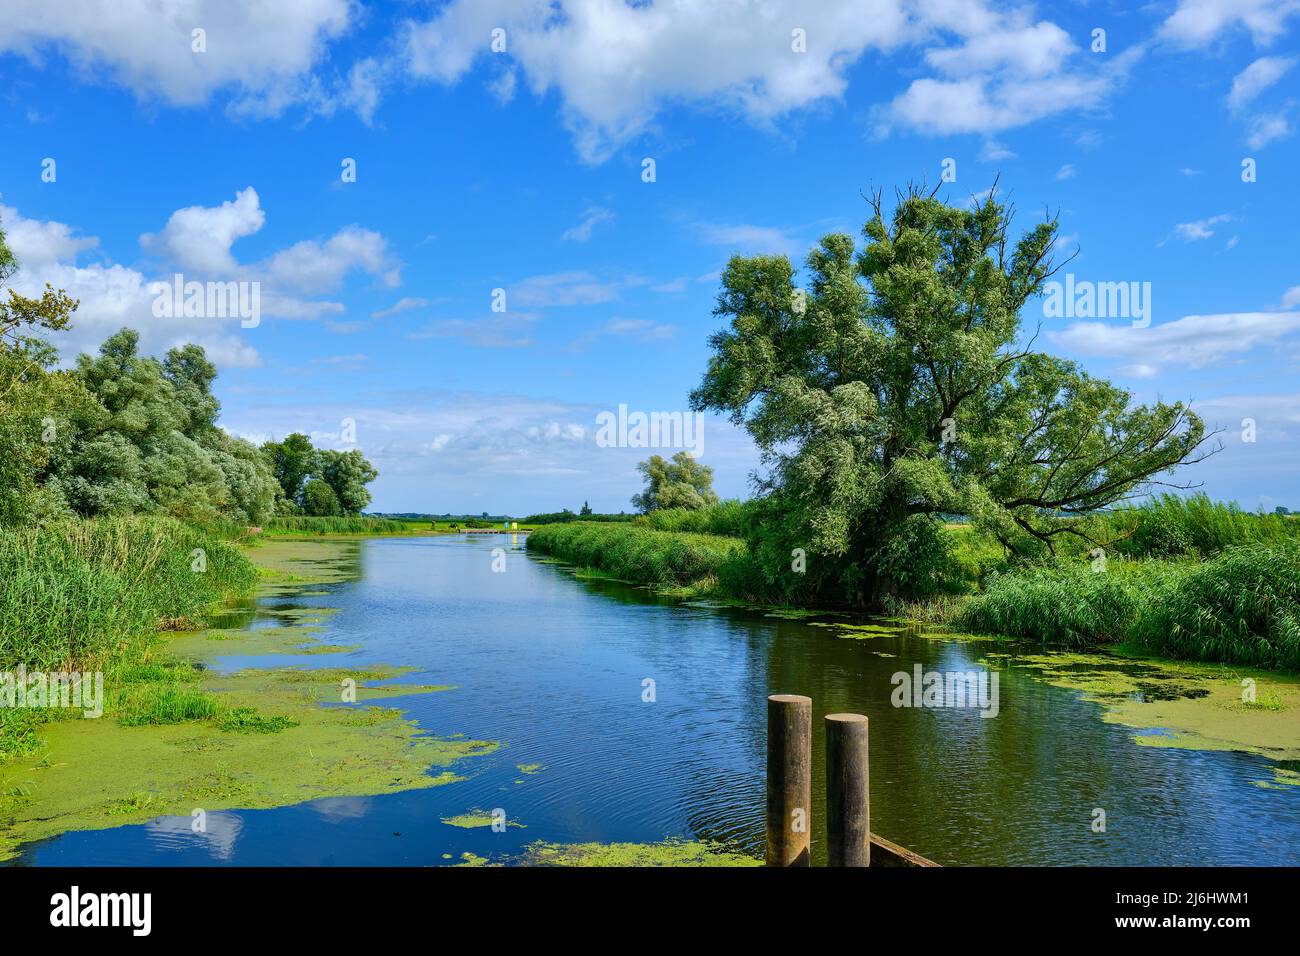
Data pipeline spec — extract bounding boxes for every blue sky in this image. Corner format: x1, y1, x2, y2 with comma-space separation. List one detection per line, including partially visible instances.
1, 0, 1297, 514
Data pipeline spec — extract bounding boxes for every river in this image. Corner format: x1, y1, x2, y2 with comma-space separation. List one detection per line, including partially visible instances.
14, 534, 1300, 865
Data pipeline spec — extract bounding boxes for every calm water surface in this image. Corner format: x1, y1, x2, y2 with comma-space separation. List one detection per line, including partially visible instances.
16, 535, 1300, 866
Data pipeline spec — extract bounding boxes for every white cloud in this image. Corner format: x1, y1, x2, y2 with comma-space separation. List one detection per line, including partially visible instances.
1051, 311, 1300, 372
0, 0, 354, 114
0, 204, 98, 266
1115, 363, 1160, 379
141, 186, 265, 273
403, 0, 914, 162
372, 297, 427, 319
409, 313, 539, 349
605, 318, 674, 341
2, 191, 403, 369
261, 225, 401, 294
1246, 111, 1293, 148
510, 271, 625, 308
561, 206, 615, 242
1056, 163, 1077, 180
1166, 213, 1233, 242
696, 222, 799, 256
978, 139, 1017, 162
1160, 0, 1300, 48
1228, 55, 1296, 110
879, 10, 1138, 138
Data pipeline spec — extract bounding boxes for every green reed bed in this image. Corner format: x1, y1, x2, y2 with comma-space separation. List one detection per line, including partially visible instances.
261, 515, 413, 535
527, 522, 746, 590
0, 516, 255, 672
959, 542, 1300, 670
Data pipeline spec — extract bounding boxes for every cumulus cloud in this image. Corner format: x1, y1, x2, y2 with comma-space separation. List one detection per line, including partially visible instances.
1159, 0, 1300, 48
141, 187, 265, 273
0, 204, 98, 267
2, 191, 402, 369
402, 0, 916, 161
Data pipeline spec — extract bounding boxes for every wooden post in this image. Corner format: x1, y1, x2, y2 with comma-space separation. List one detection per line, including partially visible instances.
825, 713, 870, 867
766, 694, 812, 867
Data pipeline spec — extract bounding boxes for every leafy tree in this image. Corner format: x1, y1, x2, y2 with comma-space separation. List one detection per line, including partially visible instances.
319, 448, 378, 515
302, 478, 341, 516
262, 433, 317, 507
691, 185, 1214, 603
631, 451, 719, 512
580, 500, 593, 516
0, 219, 93, 524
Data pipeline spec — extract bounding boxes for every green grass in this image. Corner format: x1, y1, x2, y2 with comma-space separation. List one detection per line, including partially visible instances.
118, 685, 220, 726
635, 501, 750, 537
216, 706, 299, 734
527, 521, 746, 590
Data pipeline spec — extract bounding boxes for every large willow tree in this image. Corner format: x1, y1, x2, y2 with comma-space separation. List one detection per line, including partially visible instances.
691, 186, 1215, 604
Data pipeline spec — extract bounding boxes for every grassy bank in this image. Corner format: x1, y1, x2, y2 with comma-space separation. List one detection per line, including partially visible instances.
0, 517, 257, 760
527, 521, 746, 592
530, 499, 1300, 672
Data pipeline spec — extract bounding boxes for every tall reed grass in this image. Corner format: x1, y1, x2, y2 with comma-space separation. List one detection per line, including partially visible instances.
0, 517, 255, 671
527, 522, 746, 588
1101, 493, 1299, 558
635, 501, 750, 537
959, 542, 1300, 670
262, 515, 411, 534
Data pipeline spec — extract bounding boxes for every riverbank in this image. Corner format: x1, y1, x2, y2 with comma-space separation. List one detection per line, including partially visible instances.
0, 532, 497, 860
527, 509, 1300, 673
260, 516, 538, 536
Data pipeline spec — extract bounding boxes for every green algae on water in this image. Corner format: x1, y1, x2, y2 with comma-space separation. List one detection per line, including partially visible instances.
518, 839, 760, 867
442, 809, 525, 829
980, 648, 1300, 760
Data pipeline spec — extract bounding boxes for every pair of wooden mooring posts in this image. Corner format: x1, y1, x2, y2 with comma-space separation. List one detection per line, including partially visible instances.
766, 693, 936, 868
